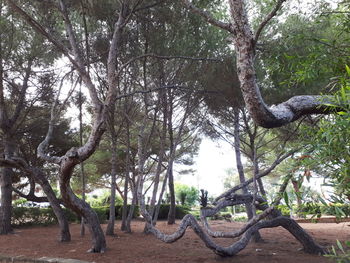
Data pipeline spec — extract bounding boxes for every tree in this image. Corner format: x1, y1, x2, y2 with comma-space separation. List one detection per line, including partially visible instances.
183, 0, 342, 128
0, 0, 72, 239
4, 0, 144, 252
175, 183, 199, 206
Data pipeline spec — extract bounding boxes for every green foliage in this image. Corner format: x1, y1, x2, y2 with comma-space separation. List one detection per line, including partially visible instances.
302, 73, 350, 201
259, 2, 350, 103
325, 240, 350, 263
174, 183, 199, 207
276, 203, 350, 218
87, 191, 123, 207
12, 207, 59, 226
10, 205, 191, 226
12, 198, 28, 207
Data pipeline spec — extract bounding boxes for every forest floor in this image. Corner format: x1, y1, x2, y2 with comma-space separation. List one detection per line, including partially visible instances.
0, 219, 348, 263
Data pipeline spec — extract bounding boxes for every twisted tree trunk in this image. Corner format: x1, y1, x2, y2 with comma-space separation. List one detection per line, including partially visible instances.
31, 167, 71, 242
60, 156, 106, 252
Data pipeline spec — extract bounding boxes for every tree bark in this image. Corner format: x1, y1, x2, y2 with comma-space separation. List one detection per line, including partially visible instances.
167, 160, 176, 224
106, 105, 118, 236
31, 167, 71, 242
0, 137, 15, 234
106, 135, 118, 236
0, 167, 13, 234
60, 157, 106, 252
121, 118, 130, 231
167, 89, 176, 225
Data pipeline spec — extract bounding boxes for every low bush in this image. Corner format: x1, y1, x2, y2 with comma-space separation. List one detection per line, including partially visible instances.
155, 204, 190, 219
11, 204, 191, 226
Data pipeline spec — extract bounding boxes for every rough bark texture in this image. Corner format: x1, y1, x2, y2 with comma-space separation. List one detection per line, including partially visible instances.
0, 167, 13, 234
0, 138, 15, 234
31, 167, 71, 242
228, 0, 330, 128
59, 157, 106, 252
5, 0, 133, 252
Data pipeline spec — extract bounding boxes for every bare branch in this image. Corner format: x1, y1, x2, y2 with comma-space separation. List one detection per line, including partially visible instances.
213, 148, 299, 203
182, 0, 234, 33
254, 0, 287, 44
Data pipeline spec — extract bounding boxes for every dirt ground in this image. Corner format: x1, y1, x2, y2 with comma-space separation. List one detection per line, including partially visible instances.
0, 220, 348, 263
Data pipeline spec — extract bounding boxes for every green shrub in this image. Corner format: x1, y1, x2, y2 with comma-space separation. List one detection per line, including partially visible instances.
12, 207, 57, 226
325, 240, 350, 263
321, 204, 350, 218
156, 204, 190, 219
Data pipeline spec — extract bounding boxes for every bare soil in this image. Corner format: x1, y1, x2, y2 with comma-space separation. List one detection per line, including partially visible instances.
0, 220, 348, 263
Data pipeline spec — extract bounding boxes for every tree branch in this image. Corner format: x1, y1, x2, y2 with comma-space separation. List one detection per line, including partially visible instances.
254, 0, 287, 44
214, 148, 299, 203
182, 0, 234, 33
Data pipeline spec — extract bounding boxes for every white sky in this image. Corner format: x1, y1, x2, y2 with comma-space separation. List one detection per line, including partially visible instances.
175, 138, 236, 197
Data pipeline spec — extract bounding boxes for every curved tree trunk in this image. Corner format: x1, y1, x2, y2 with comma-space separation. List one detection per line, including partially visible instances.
60, 158, 106, 252
31, 167, 71, 242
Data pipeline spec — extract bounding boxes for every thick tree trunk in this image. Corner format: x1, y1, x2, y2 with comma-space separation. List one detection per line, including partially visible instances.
0, 138, 15, 234
31, 167, 71, 242
60, 158, 106, 252
0, 167, 13, 234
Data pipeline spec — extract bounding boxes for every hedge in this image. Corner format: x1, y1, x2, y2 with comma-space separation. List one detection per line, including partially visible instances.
11, 204, 190, 226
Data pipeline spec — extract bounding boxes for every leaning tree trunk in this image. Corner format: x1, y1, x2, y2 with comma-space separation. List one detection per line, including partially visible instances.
60, 157, 106, 252
31, 167, 71, 242
0, 138, 15, 234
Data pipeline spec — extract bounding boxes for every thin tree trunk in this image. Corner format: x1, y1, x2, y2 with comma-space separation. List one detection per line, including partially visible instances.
233, 110, 261, 241
78, 87, 86, 237
125, 175, 138, 233
167, 90, 176, 225
106, 135, 118, 236
144, 88, 167, 233
153, 168, 169, 224
121, 119, 130, 231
